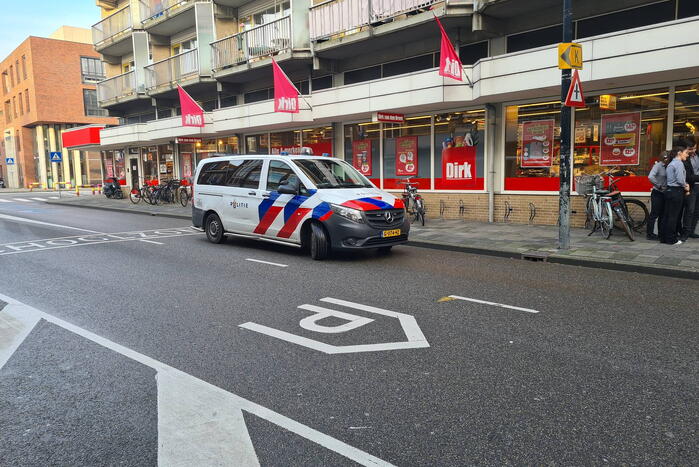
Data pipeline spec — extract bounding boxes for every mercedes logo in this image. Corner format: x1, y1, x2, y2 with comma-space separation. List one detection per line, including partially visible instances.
384, 211, 394, 223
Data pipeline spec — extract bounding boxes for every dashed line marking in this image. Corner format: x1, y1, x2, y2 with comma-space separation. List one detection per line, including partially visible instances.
245, 258, 288, 267
12, 198, 33, 202
448, 295, 541, 314
0, 199, 11, 203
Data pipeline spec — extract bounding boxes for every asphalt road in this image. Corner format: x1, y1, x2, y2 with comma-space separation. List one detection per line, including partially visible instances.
0, 192, 696, 466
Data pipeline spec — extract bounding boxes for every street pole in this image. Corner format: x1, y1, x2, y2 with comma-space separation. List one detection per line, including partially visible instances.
558, 0, 573, 250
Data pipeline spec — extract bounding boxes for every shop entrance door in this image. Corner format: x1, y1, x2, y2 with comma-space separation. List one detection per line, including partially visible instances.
129, 157, 139, 188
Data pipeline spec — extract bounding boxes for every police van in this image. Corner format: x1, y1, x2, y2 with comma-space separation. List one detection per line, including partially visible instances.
192, 155, 410, 260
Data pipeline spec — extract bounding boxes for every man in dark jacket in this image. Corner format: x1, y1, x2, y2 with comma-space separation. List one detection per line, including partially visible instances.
680, 137, 699, 241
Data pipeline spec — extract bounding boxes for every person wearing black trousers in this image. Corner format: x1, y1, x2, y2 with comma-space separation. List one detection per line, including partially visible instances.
661, 146, 690, 245
680, 138, 698, 241
647, 151, 671, 240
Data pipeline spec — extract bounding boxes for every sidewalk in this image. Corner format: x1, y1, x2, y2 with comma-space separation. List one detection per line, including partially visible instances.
46, 196, 699, 278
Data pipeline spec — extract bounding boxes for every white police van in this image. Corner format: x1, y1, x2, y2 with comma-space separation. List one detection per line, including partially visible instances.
192, 155, 410, 260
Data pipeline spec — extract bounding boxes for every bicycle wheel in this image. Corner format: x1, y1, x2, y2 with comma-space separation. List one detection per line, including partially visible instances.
179, 188, 189, 207
585, 196, 594, 230
613, 205, 635, 241
623, 198, 649, 232
129, 189, 141, 204
416, 199, 426, 226
599, 202, 613, 239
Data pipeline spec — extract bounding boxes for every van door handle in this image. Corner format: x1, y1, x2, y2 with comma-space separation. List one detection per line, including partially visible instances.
248, 191, 256, 195
261, 192, 271, 198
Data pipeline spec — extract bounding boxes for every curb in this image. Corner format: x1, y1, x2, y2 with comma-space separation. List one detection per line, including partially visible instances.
45, 200, 190, 220
407, 240, 699, 280
47, 200, 698, 280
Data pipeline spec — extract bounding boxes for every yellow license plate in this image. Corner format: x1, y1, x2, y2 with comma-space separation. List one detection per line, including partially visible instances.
382, 229, 401, 238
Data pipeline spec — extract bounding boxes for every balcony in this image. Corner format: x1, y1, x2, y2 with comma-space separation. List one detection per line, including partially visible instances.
139, 0, 207, 35
97, 71, 138, 105
310, 0, 444, 41
145, 49, 201, 93
92, 5, 133, 55
212, 17, 292, 71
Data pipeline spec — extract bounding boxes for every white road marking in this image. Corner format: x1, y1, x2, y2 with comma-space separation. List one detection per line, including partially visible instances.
0, 294, 394, 467
30, 197, 47, 201
139, 239, 164, 245
49, 196, 59, 199
0, 213, 100, 233
0, 199, 10, 203
448, 295, 541, 314
12, 198, 33, 202
245, 258, 288, 267
0, 304, 42, 370
240, 298, 429, 354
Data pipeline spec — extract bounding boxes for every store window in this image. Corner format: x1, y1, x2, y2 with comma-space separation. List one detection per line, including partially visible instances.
246, 134, 269, 154
270, 130, 300, 154
672, 84, 699, 141
434, 110, 486, 190
574, 88, 668, 192
158, 144, 175, 180
345, 122, 380, 184
383, 116, 431, 190
114, 150, 126, 184
142, 147, 158, 182
302, 126, 333, 156
504, 101, 562, 191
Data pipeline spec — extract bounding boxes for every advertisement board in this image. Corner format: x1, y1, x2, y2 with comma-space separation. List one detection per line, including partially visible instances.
521, 119, 555, 168
352, 140, 372, 176
441, 146, 477, 189
600, 112, 641, 166
395, 136, 418, 176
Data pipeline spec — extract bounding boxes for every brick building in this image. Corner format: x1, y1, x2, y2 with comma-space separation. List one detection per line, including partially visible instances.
0, 28, 117, 189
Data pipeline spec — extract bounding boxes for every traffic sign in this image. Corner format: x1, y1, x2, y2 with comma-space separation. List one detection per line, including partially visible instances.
5, 157, 15, 165
564, 70, 585, 107
558, 42, 582, 69
50, 152, 62, 163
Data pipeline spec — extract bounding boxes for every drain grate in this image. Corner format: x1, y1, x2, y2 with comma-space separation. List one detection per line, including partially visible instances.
521, 251, 549, 262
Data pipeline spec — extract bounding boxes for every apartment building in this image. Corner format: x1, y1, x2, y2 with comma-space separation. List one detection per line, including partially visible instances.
93, 0, 699, 226
0, 28, 117, 189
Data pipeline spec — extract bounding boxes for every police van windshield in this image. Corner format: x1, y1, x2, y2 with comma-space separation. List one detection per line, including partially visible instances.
293, 159, 373, 189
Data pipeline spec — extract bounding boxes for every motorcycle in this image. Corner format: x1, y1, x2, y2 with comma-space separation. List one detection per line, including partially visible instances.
0, 178, 5, 188
103, 178, 124, 199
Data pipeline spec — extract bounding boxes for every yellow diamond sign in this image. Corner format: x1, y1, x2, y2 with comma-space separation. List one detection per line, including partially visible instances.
558, 42, 583, 69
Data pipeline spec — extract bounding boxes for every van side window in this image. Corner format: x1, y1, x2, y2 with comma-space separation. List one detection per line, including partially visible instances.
266, 160, 300, 191
197, 161, 229, 185
226, 160, 263, 189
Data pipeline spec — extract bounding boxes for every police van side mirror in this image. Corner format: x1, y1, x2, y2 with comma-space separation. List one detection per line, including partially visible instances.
277, 179, 299, 195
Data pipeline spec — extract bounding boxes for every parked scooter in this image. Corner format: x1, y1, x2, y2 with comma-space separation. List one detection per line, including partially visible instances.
0, 177, 5, 188
103, 178, 124, 199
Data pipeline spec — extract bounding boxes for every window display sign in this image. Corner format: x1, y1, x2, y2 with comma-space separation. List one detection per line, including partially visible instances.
352, 140, 372, 176
441, 145, 477, 189
181, 153, 193, 178
395, 136, 418, 176
521, 119, 554, 168
599, 94, 617, 111
600, 112, 641, 166
270, 142, 332, 156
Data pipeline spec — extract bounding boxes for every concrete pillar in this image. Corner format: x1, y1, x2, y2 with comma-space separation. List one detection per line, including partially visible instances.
132, 31, 149, 93
291, 0, 310, 49
47, 127, 60, 186
73, 150, 82, 186
333, 122, 344, 159
195, 3, 216, 76
35, 126, 48, 188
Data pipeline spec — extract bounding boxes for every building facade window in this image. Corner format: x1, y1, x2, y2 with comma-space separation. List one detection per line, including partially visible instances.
15, 61, 20, 83
573, 88, 669, 193
21, 55, 27, 80
83, 89, 107, 117
344, 122, 380, 184
9, 65, 14, 87
80, 57, 105, 83
673, 83, 699, 140
1, 71, 8, 95
12, 96, 17, 118
3, 100, 11, 124
24, 89, 29, 113
434, 110, 486, 190
382, 116, 432, 190
18, 92, 23, 115
504, 101, 562, 191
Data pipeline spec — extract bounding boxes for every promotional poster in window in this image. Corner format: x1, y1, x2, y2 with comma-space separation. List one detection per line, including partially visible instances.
395, 136, 418, 176
352, 140, 372, 176
521, 119, 554, 168
600, 112, 641, 166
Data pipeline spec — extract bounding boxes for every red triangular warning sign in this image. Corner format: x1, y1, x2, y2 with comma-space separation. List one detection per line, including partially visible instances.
565, 70, 585, 107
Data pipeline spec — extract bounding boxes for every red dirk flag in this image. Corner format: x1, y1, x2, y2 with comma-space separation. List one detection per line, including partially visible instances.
178, 85, 205, 127
272, 58, 300, 113
435, 16, 463, 81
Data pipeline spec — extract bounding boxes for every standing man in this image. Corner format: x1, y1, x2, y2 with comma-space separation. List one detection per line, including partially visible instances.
680, 137, 698, 242
687, 137, 699, 239
662, 144, 690, 245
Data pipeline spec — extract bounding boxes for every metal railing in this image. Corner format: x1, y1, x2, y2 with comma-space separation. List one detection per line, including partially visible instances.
212, 16, 291, 70
92, 5, 132, 45
145, 49, 199, 90
310, 0, 443, 40
97, 70, 136, 102
139, 0, 206, 23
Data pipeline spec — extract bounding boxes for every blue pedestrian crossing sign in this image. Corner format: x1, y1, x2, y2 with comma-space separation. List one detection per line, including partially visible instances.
50, 152, 62, 163
5, 157, 15, 165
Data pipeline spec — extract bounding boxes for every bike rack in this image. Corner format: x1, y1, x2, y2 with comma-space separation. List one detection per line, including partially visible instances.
528, 203, 537, 224
504, 201, 513, 222
459, 200, 466, 218
439, 200, 446, 218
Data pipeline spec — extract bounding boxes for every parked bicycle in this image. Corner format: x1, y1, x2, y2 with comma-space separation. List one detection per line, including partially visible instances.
576, 171, 648, 241
401, 177, 425, 226
178, 178, 191, 207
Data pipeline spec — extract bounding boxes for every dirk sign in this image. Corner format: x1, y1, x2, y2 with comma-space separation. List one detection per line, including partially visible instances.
558, 42, 582, 69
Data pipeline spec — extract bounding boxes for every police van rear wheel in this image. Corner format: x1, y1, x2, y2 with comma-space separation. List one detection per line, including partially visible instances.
310, 223, 329, 260
205, 213, 226, 244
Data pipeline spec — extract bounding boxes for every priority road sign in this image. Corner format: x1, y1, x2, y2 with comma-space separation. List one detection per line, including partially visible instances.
5, 157, 15, 165
558, 42, 582, 69
50, 152, 62, 163
564, 70, 585, 108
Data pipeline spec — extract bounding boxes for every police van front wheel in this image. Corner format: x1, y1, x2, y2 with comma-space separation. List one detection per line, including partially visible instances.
205, 213, 226, 244
310, 223, 330, 260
